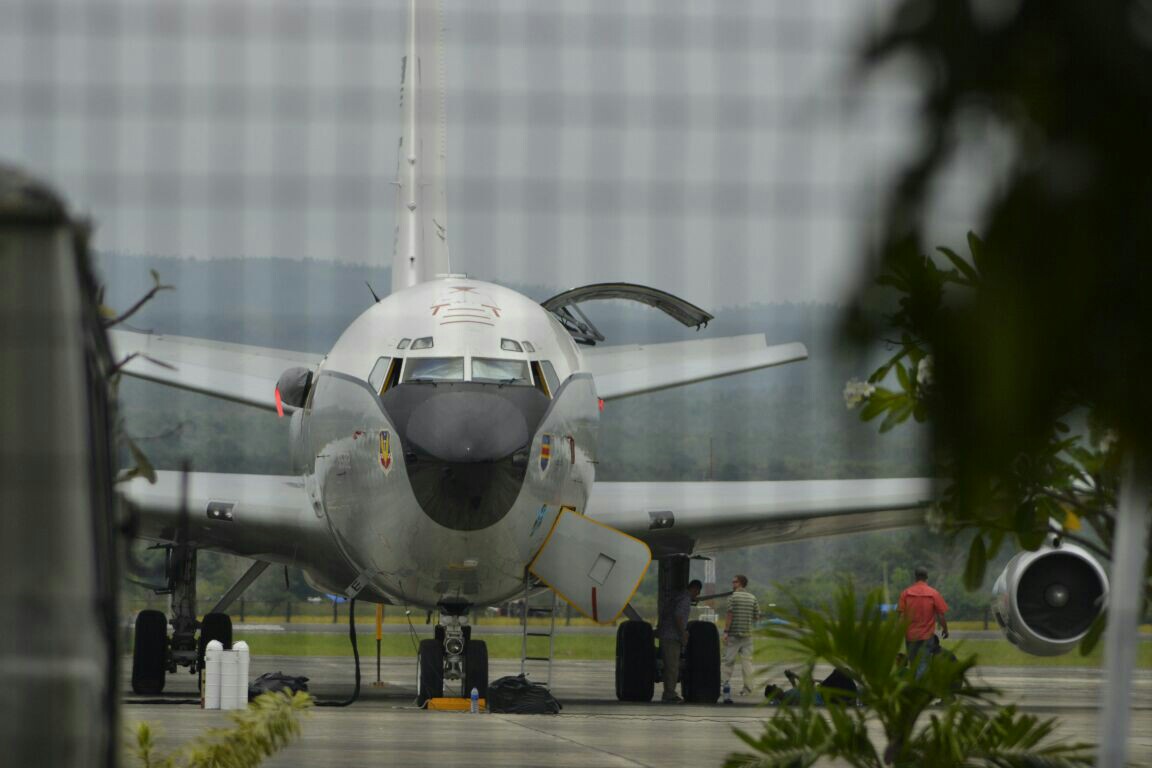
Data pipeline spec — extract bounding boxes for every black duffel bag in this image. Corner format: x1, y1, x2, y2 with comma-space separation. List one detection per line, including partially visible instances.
486, 674, 562, 714
248, 671, 310, 700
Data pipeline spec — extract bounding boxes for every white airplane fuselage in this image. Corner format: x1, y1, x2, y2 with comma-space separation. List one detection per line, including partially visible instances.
295, 277, 598, 609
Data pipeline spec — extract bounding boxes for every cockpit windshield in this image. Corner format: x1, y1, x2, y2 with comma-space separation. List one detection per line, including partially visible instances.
471, 358, 531, 385
402, 357, 465, 382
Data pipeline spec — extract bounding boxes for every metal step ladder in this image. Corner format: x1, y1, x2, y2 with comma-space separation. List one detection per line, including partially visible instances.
519, 572, 558, 688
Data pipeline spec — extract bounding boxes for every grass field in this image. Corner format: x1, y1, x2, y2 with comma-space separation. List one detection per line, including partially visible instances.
236, 631, 1152, 668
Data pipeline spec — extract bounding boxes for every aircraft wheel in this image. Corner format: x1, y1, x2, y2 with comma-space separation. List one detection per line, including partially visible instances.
615, 620, 655, 702
464, 639, 489, 699
198, 612, 233, 663
196, 612, 233, 689
682, 620, 721, 703
417, 639, 444, 706
131, 609, 168, 694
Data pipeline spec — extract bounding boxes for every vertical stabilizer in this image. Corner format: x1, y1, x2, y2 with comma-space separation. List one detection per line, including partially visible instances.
392, 0, 450, 293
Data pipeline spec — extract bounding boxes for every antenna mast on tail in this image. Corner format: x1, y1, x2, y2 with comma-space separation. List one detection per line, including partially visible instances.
392, 0, 451, 293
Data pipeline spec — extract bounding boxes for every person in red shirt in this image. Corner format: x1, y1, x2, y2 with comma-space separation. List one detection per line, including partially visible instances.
897, 566, 949, 671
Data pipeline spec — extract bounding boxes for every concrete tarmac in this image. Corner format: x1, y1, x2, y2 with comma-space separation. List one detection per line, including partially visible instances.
122, 654, 1152, 768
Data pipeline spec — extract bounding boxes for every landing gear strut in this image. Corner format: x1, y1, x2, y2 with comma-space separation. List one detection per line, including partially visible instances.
130, 544, 236, 694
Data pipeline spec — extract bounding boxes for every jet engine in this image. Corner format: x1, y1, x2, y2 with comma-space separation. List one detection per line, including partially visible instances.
991, 539, 1108, 656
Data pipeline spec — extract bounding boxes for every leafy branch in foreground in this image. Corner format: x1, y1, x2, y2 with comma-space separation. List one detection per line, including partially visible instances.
129, 690, 313, 768
724, 582, 1092, 768
845, 233, 1127, 652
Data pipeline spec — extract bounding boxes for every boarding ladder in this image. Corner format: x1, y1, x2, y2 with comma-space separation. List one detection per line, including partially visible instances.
519, 572, 558, 688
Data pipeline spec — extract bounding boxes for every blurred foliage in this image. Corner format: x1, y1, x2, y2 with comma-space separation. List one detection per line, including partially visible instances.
847, 0, 1152, 637
850, 236, 1118, 584
724, 582, 1092, 768
129, 690, 312, 768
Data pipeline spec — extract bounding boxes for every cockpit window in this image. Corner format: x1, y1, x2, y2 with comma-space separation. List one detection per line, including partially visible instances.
368, 357, 392, 391
521, 341, 536, 353
540, 360, 561, 395
500, 338, 522, 352
397, 338, 411, 350
411, 336, 434, 350
472, 358, 531, 385
403, 357, 464, 382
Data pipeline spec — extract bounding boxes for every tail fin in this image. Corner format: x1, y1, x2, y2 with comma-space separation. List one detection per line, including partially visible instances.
392, 0, 451, 293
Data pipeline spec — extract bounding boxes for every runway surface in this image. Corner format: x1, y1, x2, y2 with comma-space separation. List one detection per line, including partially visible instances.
122, 654, 1152, 767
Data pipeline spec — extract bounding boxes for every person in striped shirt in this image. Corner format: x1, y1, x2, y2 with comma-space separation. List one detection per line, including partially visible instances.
722, 574, 760, 695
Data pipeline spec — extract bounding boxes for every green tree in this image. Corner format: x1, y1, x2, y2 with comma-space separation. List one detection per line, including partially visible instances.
848, 0, 1152, 600
848, 3, 1152, 764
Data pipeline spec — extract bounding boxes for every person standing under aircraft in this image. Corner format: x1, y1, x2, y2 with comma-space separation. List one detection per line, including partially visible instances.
898, 566, 949, 674
656, 579, 703, 702
722, 574, 760, 695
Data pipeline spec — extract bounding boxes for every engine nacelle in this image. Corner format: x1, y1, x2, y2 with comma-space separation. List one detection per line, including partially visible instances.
991, 540, 1108, 656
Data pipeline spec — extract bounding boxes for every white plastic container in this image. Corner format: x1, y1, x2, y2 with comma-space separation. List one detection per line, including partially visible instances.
203, 640, 224, 710
219, 650, 240, 710
234, 641, 250, 706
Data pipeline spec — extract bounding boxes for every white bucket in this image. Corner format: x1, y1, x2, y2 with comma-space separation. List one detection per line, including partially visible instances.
234, 641, 250, 706
203, 639, 223, 710
218, 650, 240, 710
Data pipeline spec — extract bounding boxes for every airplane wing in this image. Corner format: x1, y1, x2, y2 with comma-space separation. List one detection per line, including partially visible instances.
582, 334, 807, 400
108, 329, 323, 413
120, 471, 350, 583
585, 478, 937, 557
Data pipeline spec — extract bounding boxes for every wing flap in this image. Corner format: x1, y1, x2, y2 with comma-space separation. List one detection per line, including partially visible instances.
109, 330, 323, 412
586, 479, 937, 555
583, 334, 807, 400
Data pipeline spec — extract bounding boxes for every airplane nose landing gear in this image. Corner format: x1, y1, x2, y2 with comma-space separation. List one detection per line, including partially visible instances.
417, 598, 488, 707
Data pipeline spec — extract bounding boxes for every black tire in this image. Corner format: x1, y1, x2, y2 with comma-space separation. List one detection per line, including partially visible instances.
198, 612, 233, 667
417, 639, 444, 706
131, 609, 168, 694
464, 639, 489, 699
682, 620, 721, 703
615, 620, 655, 702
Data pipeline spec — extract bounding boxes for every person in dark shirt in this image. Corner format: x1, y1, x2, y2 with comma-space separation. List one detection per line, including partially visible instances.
656, 579, 702, 702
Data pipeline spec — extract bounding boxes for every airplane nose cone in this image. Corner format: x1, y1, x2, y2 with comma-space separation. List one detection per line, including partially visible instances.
380, 382, 552, 531
405, 391, 529, 463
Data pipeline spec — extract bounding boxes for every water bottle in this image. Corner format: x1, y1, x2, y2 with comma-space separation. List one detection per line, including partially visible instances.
723, 681, 732, 704
470, 687, 480, 713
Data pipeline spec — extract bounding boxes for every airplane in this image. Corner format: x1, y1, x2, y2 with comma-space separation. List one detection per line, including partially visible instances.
110, 0, 1109, 704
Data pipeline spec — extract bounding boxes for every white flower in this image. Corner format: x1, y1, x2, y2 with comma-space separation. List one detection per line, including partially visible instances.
924, 502, 946, 534
916, 355, 934, 389
843, 379, 875, 409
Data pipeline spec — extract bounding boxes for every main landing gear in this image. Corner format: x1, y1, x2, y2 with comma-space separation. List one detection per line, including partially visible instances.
131, 545, 260, 694
417, 598, 488, 707
614, 555, 721, 703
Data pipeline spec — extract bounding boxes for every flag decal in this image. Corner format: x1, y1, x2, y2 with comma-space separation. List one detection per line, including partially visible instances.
539, 434, 552, 471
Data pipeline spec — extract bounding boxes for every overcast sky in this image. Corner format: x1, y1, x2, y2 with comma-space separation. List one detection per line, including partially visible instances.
0, 0, 993, 308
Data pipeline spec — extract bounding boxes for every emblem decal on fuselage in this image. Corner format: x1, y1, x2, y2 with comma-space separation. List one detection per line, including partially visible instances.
539, 434, 552, 471
378, 430, 393, 473
530, 504, 547, 536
